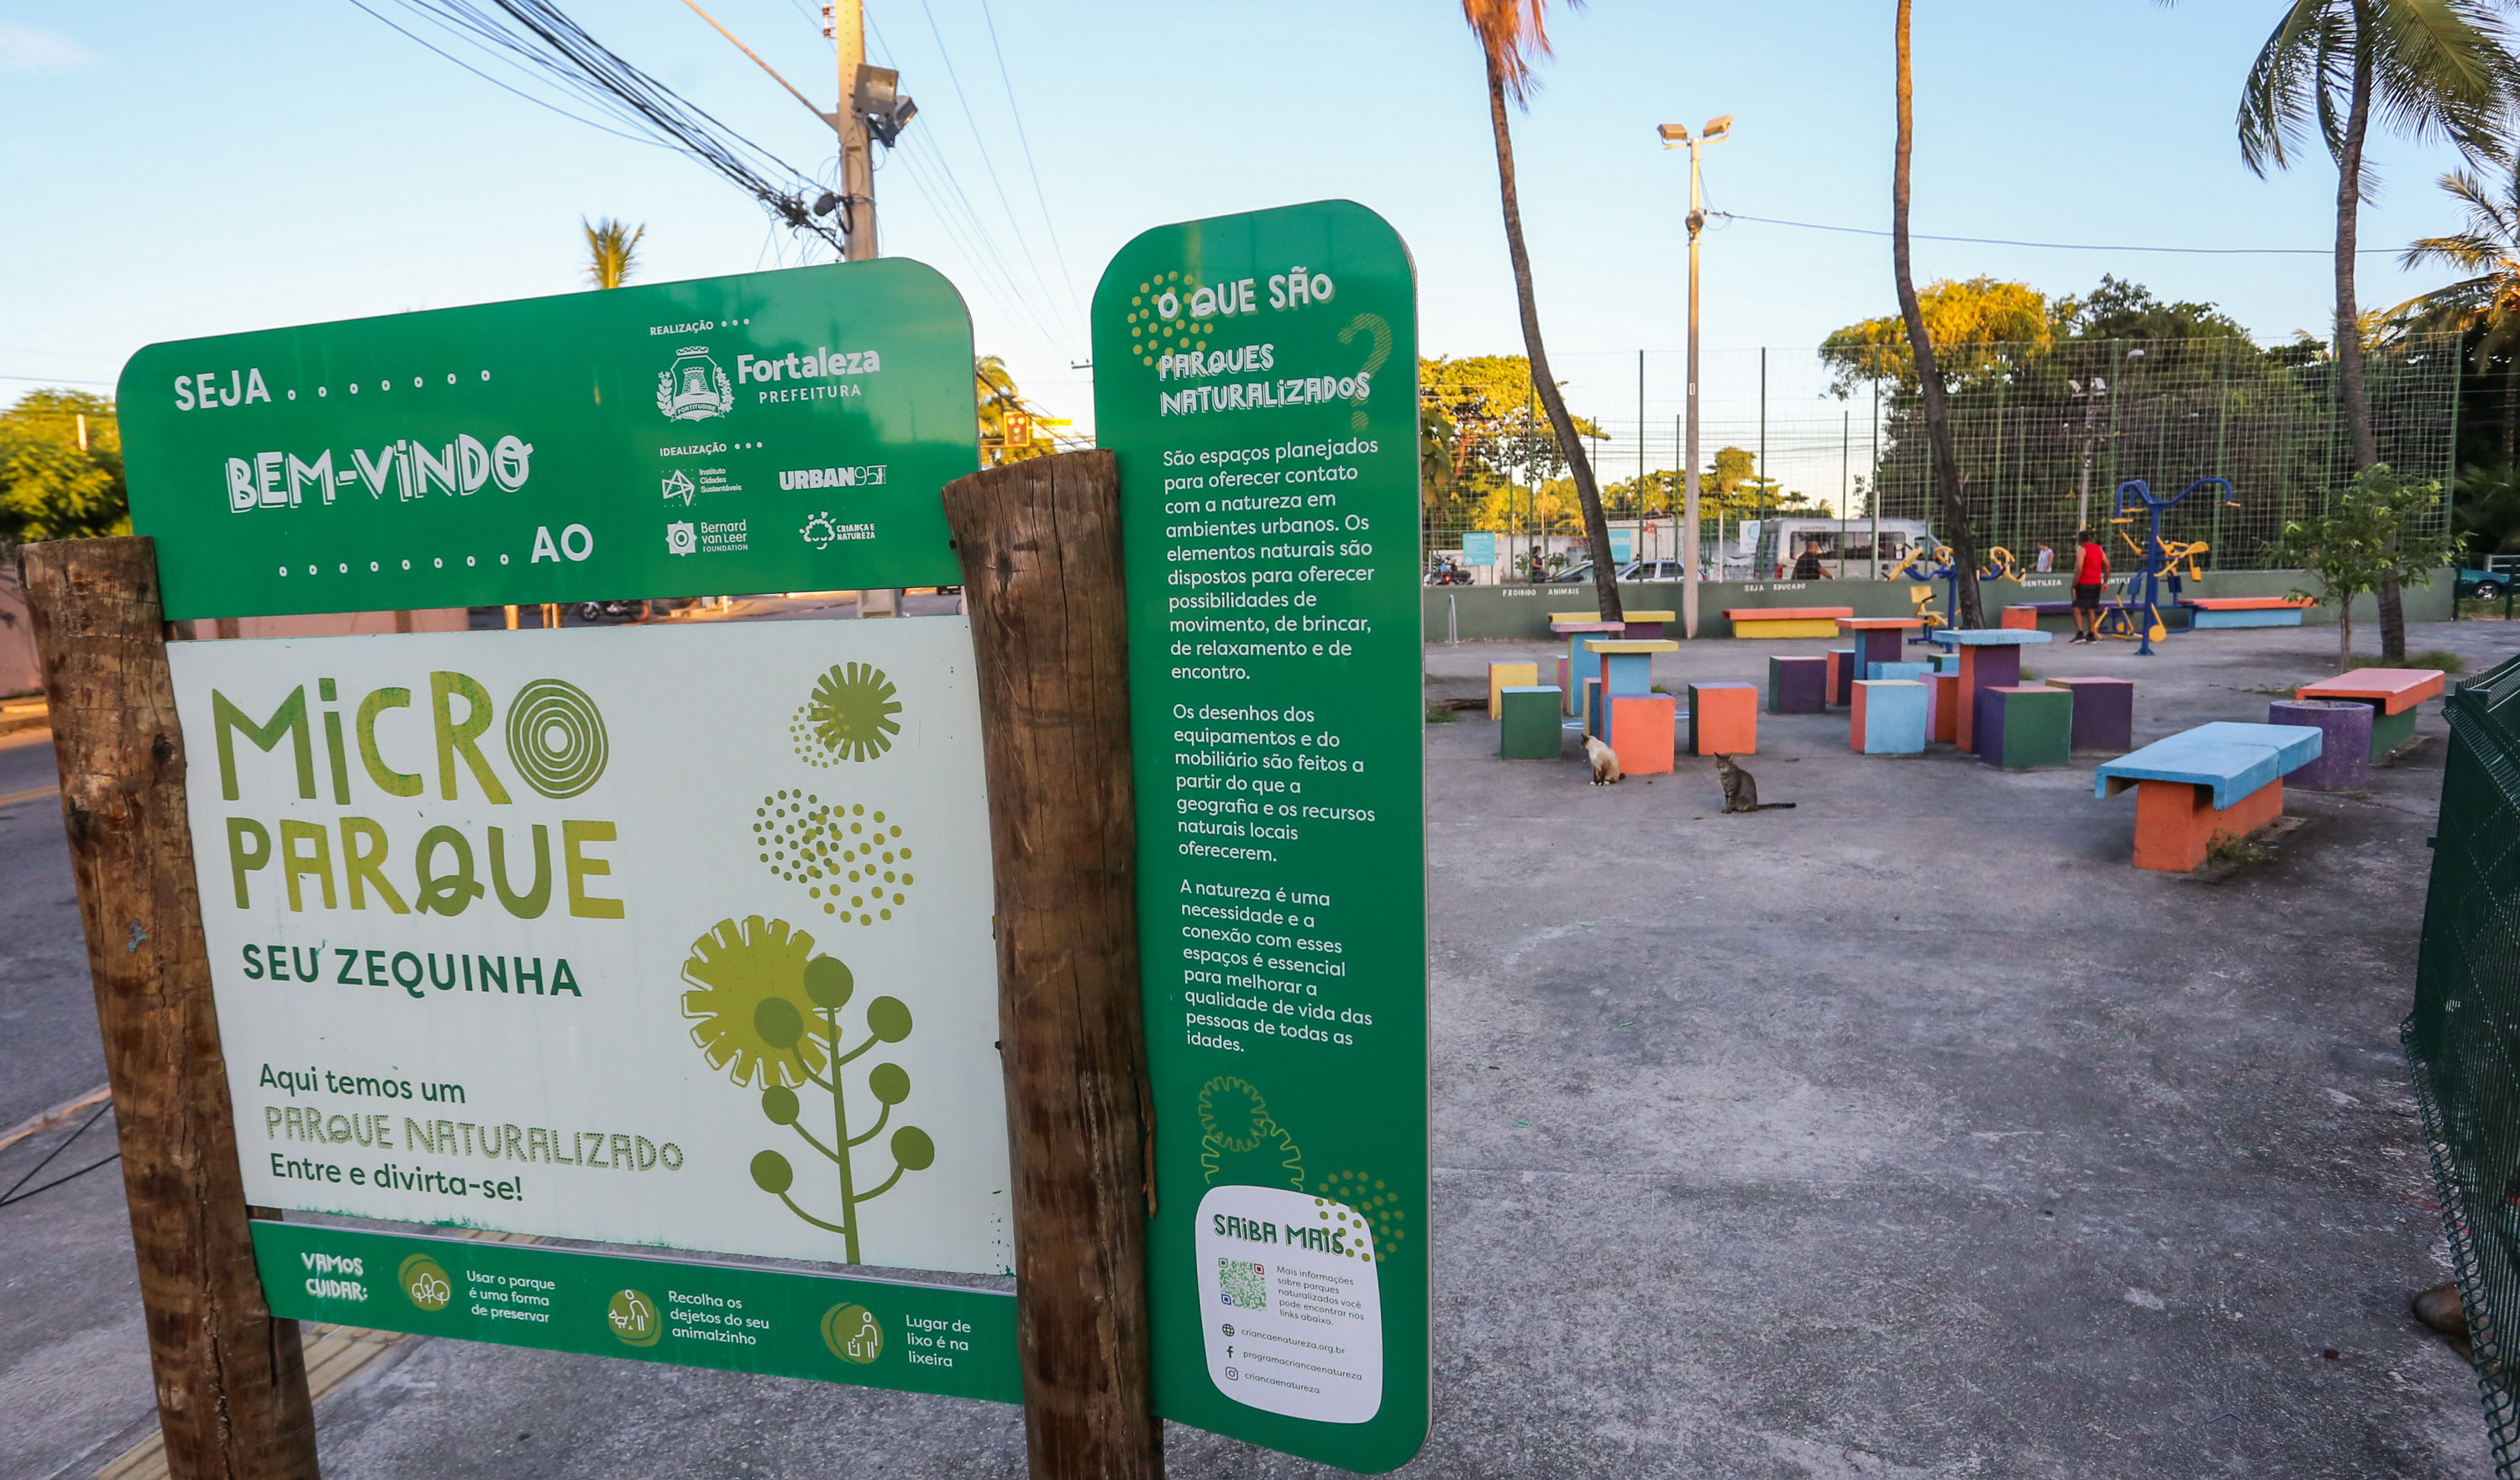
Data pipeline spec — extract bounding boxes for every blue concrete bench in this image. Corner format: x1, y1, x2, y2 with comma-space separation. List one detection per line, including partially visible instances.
2094, 722, 2322, 872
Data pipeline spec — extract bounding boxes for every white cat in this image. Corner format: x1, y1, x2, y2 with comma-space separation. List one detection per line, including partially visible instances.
1583, 734, 1623, 785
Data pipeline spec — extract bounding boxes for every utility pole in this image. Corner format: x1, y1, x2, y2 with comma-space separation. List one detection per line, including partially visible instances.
824, 0, 877, 260
1659, 115, 1730, 638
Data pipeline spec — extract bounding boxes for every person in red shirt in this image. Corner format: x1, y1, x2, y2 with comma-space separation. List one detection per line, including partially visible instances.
2070, 530, 2110, 643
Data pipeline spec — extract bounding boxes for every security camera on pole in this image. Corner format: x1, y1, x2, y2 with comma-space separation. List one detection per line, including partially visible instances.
1657, 114, 1730, 638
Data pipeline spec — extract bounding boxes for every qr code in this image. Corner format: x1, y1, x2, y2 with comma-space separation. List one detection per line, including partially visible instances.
1217, 1258, 1267, 1310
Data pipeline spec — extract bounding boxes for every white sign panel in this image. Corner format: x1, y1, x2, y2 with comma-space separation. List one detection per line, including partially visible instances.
169, 617, 1011, 1274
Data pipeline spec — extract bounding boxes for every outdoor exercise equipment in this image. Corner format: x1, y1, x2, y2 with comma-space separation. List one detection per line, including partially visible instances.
2099, 476, 2240, 655
1887, 544, 2015, 635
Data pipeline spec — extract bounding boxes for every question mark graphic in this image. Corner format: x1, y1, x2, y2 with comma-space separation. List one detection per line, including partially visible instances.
1338, 312, 1393, 433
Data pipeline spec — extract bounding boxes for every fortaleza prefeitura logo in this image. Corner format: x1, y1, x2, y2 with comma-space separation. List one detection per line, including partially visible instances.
657, 346, 734, 422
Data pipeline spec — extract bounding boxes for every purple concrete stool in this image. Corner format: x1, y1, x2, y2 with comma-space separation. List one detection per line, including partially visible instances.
2045, 676, 2134, 754
2271, 699, 2370, 790
1767, 654, 1828, 714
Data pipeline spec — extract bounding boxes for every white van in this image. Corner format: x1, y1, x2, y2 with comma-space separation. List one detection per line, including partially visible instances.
1746, 517, 1938, 580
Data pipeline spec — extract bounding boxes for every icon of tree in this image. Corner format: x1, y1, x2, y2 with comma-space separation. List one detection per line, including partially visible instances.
680, 916, 933, 1263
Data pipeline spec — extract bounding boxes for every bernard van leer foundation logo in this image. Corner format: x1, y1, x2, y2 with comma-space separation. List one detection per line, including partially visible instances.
657, 345, 734, 422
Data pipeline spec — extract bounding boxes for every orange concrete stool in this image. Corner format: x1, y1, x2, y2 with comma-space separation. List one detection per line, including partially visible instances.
1687, 681, 1758, 755
1607, 695, 1677, 774
2295, 667, 2444, 760
1926, 672, 1961, 744
2095, 722, 2323, 872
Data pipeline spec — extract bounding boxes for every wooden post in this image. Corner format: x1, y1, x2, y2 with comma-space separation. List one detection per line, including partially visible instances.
942, 452, 1163, 1480
19, 537, 320, 1480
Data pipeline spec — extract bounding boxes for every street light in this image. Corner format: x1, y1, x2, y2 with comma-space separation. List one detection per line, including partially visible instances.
1660, 114, 1731, 638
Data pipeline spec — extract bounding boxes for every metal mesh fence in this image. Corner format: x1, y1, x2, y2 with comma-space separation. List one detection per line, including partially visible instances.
2406, 650, 2520, 1475
1423, 336, 2460, 581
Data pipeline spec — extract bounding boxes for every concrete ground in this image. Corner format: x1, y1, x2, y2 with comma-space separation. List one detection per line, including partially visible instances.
5, 619, 2517, 1477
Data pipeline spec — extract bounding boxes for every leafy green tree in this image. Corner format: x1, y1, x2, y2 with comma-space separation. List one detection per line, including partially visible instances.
1820, 276, 2052, 394
0, 389, 126, 546
2214, 0, 2517, 658
2268, 464, 2460, 667
1462, 0, 1622, 618
583, 217, 644, 289
2054, 276, 2255, 344
2395, 166, 2520, 459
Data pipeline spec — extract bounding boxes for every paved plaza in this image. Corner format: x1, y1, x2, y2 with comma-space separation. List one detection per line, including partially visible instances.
6, 619, 2517, 1477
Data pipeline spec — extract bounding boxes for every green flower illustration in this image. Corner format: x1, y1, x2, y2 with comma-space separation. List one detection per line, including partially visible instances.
792, 662, 901, 765
684, 920, 931, 1264
680, 916, 832, 1088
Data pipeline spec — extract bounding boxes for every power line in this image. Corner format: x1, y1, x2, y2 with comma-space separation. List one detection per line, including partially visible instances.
1713, 212, 2401, 256
974, 0, 1083, 325
352, 0, 844, 252
340, 0, 664, 148
911, 0, 1077, 343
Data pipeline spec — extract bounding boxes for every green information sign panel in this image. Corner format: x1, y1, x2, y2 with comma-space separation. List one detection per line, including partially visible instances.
120, 259, 975, 619
1093, 200, 1426, 1472
252, 1220, 1017, 1402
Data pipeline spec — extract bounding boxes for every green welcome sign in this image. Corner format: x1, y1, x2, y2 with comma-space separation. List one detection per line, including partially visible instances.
119, 259, 975, 618
1094, 200, 1429, 1472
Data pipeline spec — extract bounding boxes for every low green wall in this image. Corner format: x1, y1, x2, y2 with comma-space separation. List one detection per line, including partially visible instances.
1420, 569, 2457, 642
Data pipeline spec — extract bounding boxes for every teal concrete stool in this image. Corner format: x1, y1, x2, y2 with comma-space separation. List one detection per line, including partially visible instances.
1932, 652, 1961, 674
1867, 660, 1931, 681
1851, 679, 1928, 755
1499, 686, 1564, 759
1982, 685, 2072, 769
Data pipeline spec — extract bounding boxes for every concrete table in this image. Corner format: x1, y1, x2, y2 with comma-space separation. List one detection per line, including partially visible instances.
1928, 627, 2055, 753
2095, 721, 2323, 871
1549, 620, 1624, 715
2270, 698, 2373, 790
1834, 616, 1925, 672
2295, 668, 2444, 759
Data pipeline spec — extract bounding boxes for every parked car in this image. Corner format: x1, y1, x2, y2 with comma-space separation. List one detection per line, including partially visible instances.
2457, 555, 2520, 602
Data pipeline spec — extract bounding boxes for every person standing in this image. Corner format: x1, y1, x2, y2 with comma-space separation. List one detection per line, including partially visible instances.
2034, 543, 2055, 574
1791, 539, 1835, 581
2070, 530, 2109, 643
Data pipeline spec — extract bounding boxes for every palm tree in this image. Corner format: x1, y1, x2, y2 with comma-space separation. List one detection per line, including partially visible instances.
2395, 165, 2520, 458
1892, 0, 1984, 627
2227, 0, 2514, 658
583, 217, 645, 290
1462, 0, 1622, 623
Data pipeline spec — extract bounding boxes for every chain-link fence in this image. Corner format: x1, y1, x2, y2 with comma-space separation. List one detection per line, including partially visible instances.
1423, 336, 2460, 582
2407, 649, 2520, 1475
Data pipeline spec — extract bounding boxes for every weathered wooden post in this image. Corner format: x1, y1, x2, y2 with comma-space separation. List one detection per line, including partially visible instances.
942, 451, 1163, 1480
20, 536, 320, 1480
